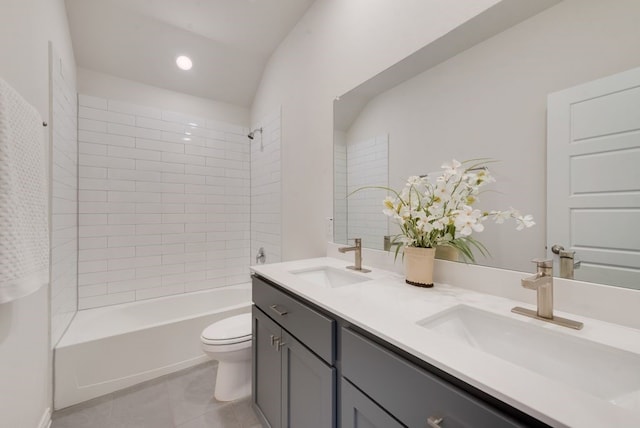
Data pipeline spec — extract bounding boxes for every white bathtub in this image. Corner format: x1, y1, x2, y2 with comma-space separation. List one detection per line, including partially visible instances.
54, 284, 251, 410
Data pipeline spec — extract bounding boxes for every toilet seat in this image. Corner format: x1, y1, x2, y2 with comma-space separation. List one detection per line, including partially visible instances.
201, 313, 251, 346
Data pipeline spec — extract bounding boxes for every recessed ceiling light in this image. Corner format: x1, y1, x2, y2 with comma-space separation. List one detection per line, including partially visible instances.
176, 55, 192, 71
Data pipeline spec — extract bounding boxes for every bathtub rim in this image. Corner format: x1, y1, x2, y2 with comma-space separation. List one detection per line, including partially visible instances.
57, 283, 252, 348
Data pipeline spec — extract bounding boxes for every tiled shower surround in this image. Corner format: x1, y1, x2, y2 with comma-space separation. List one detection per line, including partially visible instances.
77, 95, 251, 309
333, 135, 347, 245
250, 110, 282, 265
346, 134, 388, 250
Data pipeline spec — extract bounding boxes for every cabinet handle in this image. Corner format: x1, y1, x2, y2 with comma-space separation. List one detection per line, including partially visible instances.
270, 334, 277, 346
270, 304, 288, 316
427, 416, 443, 428
276, 340, 286, 352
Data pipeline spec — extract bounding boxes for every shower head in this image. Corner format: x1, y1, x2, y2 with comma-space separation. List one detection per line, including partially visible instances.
248, 127, 263, 140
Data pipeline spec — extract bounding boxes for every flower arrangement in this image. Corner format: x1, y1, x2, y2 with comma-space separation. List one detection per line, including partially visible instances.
381, 159, 534, 262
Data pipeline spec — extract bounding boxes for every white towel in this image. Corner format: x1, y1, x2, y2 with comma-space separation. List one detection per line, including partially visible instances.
0, 77, 49, 304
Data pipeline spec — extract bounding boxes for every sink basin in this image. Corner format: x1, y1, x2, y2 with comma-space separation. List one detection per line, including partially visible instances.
290, 266, 372, 288
418, 305, 640, 413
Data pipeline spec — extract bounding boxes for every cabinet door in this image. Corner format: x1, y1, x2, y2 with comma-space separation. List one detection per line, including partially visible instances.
252, 306, 283, 428
282, 331, 336, 428
341, 379, 405, 428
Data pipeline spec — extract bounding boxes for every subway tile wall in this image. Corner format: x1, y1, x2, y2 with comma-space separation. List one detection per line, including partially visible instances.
333, 134, 347, 244
250, 110, 282, 265
346, 134, 389, 250
77, 95, 250, 309
51, 47, 78, 345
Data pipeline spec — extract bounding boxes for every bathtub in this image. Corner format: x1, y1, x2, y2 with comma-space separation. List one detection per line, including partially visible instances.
54, 284, 251, 410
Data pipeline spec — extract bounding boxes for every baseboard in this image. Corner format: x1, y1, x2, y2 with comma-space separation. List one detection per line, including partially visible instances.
37, 407, 51, 428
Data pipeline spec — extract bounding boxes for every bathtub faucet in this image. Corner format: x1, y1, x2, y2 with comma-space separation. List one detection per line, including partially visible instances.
256, 247, 266, 265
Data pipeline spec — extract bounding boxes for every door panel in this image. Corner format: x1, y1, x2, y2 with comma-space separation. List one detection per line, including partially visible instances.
570, 84, 640, 140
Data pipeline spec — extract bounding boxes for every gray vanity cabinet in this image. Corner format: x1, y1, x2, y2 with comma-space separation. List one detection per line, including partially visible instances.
252, 274, 544, 428
341, 327, 525, 428
252, 277, 336, 428
341, 379, 404, 428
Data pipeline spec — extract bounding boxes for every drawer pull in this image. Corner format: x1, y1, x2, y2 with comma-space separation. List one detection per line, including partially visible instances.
427, 416, 443, 428
270, 304, 289, 316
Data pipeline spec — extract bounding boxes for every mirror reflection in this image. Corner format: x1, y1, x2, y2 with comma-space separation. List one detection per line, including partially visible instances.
333, 0, 640, 288
334, 132, 389, 250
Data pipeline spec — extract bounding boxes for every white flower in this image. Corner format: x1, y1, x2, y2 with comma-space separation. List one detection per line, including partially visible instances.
399, 187, 410, 201
490, 209, 513, 224
433, 181, 453, 204
453, 206, 485, 237
478, 169, 495, 184
428, 203, 444, 218
441, 159, 462, 178
415, 210, 433, 233
406, 175, 423, 187
369, 159, 534, 261
516, 214, 535, 230
382, 196, 398, 217
431, 215, 449, 231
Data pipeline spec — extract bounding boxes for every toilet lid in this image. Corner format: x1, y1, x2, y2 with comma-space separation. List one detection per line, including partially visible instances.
201, 313, 251, 345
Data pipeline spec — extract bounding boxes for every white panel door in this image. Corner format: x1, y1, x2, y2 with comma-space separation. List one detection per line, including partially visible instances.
547, 67, 640, 289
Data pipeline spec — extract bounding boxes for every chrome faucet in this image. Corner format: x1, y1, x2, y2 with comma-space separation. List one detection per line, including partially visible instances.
512, 259, 583, 329
338, 238, 371, 273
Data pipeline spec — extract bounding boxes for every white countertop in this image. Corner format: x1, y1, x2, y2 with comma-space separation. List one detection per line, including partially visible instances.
251, 257, 640, 428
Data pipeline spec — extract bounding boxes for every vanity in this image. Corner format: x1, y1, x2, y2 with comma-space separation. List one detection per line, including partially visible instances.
250, 257, 640, 428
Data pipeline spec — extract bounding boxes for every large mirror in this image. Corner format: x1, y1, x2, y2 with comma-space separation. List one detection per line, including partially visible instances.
334, 0, 640, 289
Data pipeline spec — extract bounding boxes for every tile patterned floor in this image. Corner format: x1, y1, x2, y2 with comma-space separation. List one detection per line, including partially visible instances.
51, 362, 261, 428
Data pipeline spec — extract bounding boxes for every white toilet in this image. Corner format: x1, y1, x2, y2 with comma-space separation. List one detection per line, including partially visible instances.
200, 312, 252, 401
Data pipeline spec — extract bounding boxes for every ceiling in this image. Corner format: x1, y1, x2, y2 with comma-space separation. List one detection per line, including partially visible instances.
65, 0, 316, 108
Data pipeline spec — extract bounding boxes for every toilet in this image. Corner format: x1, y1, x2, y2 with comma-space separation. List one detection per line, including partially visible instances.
200, 312, 252, 401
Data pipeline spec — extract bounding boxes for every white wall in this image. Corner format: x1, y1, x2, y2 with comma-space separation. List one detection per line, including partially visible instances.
78, 68, 249, 127
77, 94, 251, 309
0, 0, 76, 426
345, 0, 640, 272
251, 0, 502, 261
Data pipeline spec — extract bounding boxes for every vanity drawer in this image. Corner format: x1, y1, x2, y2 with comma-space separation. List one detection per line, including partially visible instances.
252, 275, 335, 365
341, 327, 525, 428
